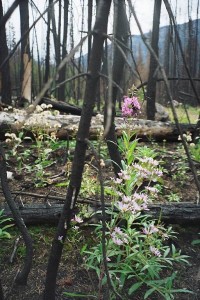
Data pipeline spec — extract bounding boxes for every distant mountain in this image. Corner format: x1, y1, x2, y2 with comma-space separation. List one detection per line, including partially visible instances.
131, 18, 200, 69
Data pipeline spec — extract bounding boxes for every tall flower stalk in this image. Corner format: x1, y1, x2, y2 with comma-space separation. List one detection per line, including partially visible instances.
82, 95, 191, 299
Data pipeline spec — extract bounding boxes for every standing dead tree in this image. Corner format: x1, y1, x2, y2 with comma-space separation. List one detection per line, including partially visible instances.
146, 0, 162, 120
104, 0, 129, 177
0, 0, 12, 105
19, 0, 32, 104
0, 144, 33, 285
43, 1, 112, 299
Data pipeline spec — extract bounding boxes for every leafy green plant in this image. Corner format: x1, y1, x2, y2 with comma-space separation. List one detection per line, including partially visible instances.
190, 139, 200, 162
166, 192, 181, 203
191, 233, 200, 246
0, 210, 13, 240
82, 111, 190, 299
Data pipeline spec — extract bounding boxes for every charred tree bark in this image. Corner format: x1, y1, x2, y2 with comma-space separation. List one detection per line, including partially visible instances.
0, 0, 11, 105
0, 144, 33, 285
87, 0, 93, 66
163, 0, 200, 105
146, 0, 162, 120
58, 0, 69, 101
19, 0, 32, 103
1, 202, 200, 225
0, 0, 20, 29
105, 0, 129, 176
44, 1, 51, 84
0, 278, 4, 300
43, 1, 112, 299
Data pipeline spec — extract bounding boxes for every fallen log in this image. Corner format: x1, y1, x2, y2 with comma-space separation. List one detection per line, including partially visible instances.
0, 202, 200, 225
41, 97, 97, 116
0, 111, 197, 141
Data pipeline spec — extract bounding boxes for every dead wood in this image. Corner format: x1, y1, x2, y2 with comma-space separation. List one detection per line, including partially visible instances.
40, 97, 95, 116
0, 202, 199, 225
0, 111, 196, 141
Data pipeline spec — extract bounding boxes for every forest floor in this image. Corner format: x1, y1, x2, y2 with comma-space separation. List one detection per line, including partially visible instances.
0, 139, 200, 299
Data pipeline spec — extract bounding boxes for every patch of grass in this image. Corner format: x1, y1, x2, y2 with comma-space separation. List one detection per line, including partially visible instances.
166, 105, 199, 123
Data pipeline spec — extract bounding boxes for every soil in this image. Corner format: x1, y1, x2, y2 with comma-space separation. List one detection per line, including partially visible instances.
0, 140, 200, 299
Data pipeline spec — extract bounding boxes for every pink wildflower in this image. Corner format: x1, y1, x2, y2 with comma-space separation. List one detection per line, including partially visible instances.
143, 224, 159, 235
122, 96, 141, 118
145, 186, 159, 194
111, 227, 129, 245
150, 246, 161, 257
74, 215, 83, 223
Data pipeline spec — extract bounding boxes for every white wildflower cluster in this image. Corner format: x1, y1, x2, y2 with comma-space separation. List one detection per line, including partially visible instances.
111, 227, 128, 245
149, 246, 161, 257
142, 223, 159, 235
133, 157, 163, 180
3, 106, 13, 112
5, 133, 22, 144
116, 192, 149, 214
178, 132, 192, 142
24, 104, 61, 130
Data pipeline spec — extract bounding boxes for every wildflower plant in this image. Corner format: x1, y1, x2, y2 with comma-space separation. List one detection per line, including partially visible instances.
82, 94, 190, 299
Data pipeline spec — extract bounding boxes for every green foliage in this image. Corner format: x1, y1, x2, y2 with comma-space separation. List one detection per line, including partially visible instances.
82, 130, 190, 299
166, 192, 181, 203
166, 105, 199, 124
190, 139, 200, 162
0, 210, 13, 240
191, 233, 200, 246
63, 291, 97, 298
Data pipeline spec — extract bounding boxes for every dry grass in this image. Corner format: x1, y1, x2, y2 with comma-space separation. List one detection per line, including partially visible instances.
166, 105, 199, 123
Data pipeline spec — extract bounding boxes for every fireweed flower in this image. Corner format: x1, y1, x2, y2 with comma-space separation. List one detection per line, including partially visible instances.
145, 186, 159, 194
73, 215, 83, 223
58, 235, 63, 241
118, 170, 131, 180
149, 246, 161, 257
143, 224, 159, 235
117, 193, 149, 214
111, 227, 128, 245
122, 96, 141, 117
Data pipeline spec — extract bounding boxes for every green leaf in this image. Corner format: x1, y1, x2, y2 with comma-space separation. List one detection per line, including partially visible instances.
144, 287, 157, 299
63, 292, 97, 298
191, 239, 200, 245
163, 247, 170, 258
128, 282, 143, 295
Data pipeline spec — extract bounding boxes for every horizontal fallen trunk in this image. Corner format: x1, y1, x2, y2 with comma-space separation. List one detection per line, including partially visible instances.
0, 111, 196, 141
1, 202, 199, 225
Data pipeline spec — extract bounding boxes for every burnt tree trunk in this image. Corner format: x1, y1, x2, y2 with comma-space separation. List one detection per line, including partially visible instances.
0, 0, 11, 105
1, 202, 200, 225
146, 0, 162, 120
58, 0, 69, 101
105, 0, 129, 176
44, 0, 51, 84
43, 1, 112, 299
19, 0, 32, 103
87, 0, 93, 67
0, 278, 4, 300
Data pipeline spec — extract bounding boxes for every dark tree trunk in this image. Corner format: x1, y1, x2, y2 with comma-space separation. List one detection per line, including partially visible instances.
0, 278, 4, 300
44, 0, 51, 84
0, 0, 20, 29
58, 0, 69, 101
43, 1, 112, 299
0, 144, 33, 285
0, 0, 12, 105
19, 0, 32, 103
163, 0, 200, 105
105, 0, 129, 176
2, 202, 200, 225
87, 0, 93, 67
146, 0, 162, 120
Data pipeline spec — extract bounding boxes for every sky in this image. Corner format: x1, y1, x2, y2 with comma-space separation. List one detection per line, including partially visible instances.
3, 0, 200, 57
